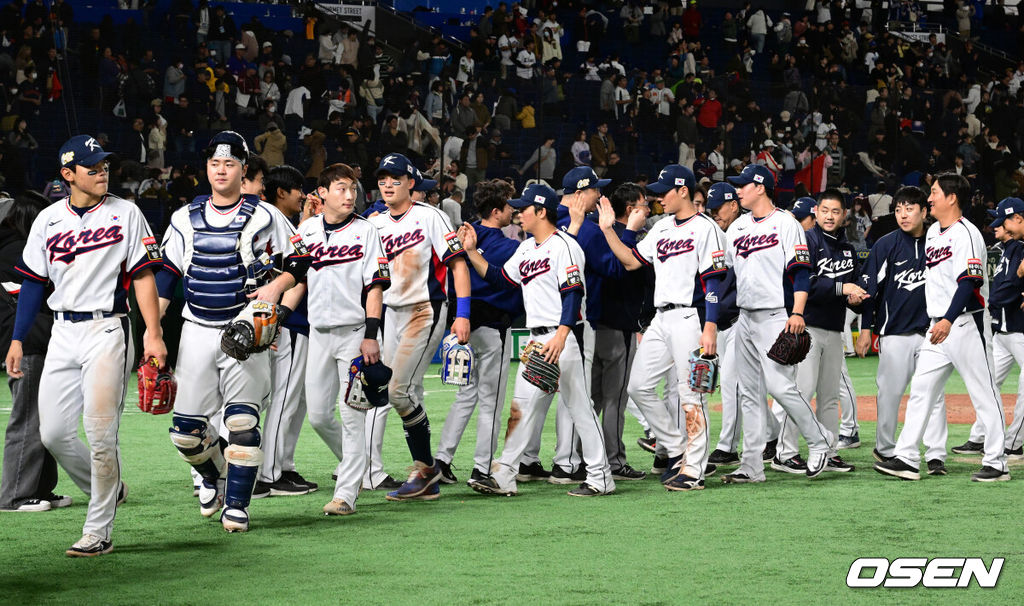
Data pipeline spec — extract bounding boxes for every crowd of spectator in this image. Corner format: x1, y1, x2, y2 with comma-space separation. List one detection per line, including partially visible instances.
1, 0, 1023, 248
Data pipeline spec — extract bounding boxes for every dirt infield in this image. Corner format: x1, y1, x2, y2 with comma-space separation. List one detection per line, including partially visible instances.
714, 394, 1019, 425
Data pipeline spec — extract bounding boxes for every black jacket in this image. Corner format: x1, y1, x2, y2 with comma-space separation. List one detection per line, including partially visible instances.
0, 227, 52, 355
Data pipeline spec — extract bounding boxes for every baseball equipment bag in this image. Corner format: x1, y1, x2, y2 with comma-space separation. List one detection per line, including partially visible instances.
767, 329, 812, 365
440, 334, 474, 386
519, 340, 560, 394
345, 356, 392, 410
687, 348, 720, 394
220, 300, 280, 361
137, 356, 177, 414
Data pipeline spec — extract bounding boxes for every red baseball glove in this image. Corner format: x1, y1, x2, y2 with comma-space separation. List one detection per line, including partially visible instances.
137, 356, 177, 414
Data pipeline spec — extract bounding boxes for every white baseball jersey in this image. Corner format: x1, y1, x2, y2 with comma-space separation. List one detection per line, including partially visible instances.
161, 197, 302, 324
725, 208, 810, 310
370, 201, 464, 307
634, 212, 726, 308
16, 195, 160, 312
298, 213, 391, 329
923, 216, 988, 319
501, 230, 586, 328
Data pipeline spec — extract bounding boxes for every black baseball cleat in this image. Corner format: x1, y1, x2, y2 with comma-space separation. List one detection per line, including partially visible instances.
467, 468, 488, 486
283, 470, 318, 491
547, 465, 585, 485
436, 460, 458, 484
707, 449, 740, 465
611, 464, 647, 480
874, 457, 920, 481
664, 474, 704, 491
567, 483, 604, 497
722, 472, 763, 484
115, 482, 128, 507
251, 481, 271, 499
651, 455, 669, 475
825, 455, 855, 472
872, 448, 894, 463
970, 466, 1011, 482
516, 461, 551, 482
268, 476, 310, 496
1005, 446, 1024, 462
369, 475, 403, 490
926, 459, 948, 476
951, 440, 984, 455
762, 439, 777, 463
704, 463, 718, 477
837, 433, 861, 449
659, 455, 684, 484
636, 434, 657, 453
770, 455, 807, 474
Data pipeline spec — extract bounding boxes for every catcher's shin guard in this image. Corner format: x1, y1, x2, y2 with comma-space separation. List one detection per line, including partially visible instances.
224, 403, 263, 509
170, 414, 226, 483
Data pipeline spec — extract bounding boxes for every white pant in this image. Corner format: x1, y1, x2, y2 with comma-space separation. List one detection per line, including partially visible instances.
363, 301, 447, 487
551, 323, 594, 472
174, 322, 272, 419
735, 309, 836, 480
493, 327, 614, 493
435, 326, 513, 473
305, 325, 368, 507
967, 331, 1024, 450
895, 315, 1007, 470
778, 326, 843, 461
38, 316, 133, 541
260, 327, 308, 483
627, 307, 710, 479
714, 325, 741, 453
874, 333, 947, 460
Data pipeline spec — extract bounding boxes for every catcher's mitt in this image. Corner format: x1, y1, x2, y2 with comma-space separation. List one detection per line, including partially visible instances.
687, 348, 720, 394
519, 340, 560, 394
440, 334, 474, 386
767, 329, 812, 365
220, 300, 279, 361
137, 356, 176, 414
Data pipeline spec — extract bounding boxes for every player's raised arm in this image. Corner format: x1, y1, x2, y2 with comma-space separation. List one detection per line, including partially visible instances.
597, 198, 644, 271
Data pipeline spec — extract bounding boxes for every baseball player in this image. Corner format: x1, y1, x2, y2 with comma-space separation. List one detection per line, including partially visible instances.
875, 173, 1010, 482
360, 163, 440, 492
366, 153, 472, 501
157, 131, 312, 532
955, 197, 1024, 461
837, 361, 861, 449
5, 135, 166, 556
461, 183, 615, 497
433, 179, 524, 485
719, 164, 837, 484
855, 186, 948, 470
597, 165, 726, 490
255, 165, 318, 497
299, 162, 390, 516
773, 189, 860, 474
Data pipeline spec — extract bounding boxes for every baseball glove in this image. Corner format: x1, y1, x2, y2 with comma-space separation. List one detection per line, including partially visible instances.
687, 349, 720, 394
137, 356, 176, 415
220, 300, 280, 361
767, 329, 812, 365
519, 340, 560, 394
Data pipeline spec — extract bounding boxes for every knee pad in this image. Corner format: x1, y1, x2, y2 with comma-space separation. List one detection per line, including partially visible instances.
169, 414, 218, 464
225, 428, 262, 468
224, 403, 259, 433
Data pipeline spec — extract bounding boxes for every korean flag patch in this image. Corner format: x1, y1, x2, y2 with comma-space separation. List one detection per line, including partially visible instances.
794, 244, 810, 265
967, 258, 983, 279
711, 250, 726, 271
142, 236, 161, 261
377, 256, 391, 280
566, 264, 582, 288
290, 234, 309, 256
444, 231, 464, 255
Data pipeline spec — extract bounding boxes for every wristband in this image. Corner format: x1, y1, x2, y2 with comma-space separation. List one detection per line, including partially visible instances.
791, 312, 804, 318
364, 317, 381, 340
456, 296, 471, 319
277, 305, 293, 326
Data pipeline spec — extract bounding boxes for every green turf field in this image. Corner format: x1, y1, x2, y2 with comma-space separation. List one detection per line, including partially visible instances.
0, 356, 1021, 604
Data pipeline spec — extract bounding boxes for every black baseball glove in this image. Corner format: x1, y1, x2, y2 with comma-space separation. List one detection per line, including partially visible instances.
767, 330, 812, 366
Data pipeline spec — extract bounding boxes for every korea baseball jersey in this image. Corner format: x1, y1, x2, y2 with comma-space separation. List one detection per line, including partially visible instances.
500, 230, 586, 327
725, 208, 810, 310
370, 201, 463, 307
923, 217, 987, 319
633, 212, 726, 307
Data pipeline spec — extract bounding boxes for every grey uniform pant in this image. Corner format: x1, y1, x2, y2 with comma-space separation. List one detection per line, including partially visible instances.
1, 354, 58, 509
590, 326, 637, 469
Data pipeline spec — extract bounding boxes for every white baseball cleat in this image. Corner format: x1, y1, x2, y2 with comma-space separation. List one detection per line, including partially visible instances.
199, 480, 223, 518
221, 507, 250, 532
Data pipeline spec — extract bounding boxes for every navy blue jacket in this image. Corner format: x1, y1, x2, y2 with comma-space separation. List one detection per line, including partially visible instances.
713, 268, 739, 331
989, 239, 1024, 333
597, 221, 652, 332
555, 205, 635, 327
857, 228, 930, 335
464, 222, 524, 329
805, 224, 860, 332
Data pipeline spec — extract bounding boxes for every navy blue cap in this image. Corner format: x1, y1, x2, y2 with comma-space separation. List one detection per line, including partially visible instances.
350, 356, 393, 408
509, 183, 560, 213
989, 197, 1024, 228
375, 153, 417, 179
59, 135, 112, 169
705, 182, 737, 210
791, 196, 816, 220
647, 164, 697, 195
562, 166, 611, 194
411, 166, 437, 192
727, 163, 776, 190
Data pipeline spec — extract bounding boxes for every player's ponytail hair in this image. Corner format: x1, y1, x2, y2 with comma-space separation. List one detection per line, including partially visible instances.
934, 172, 972, 210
